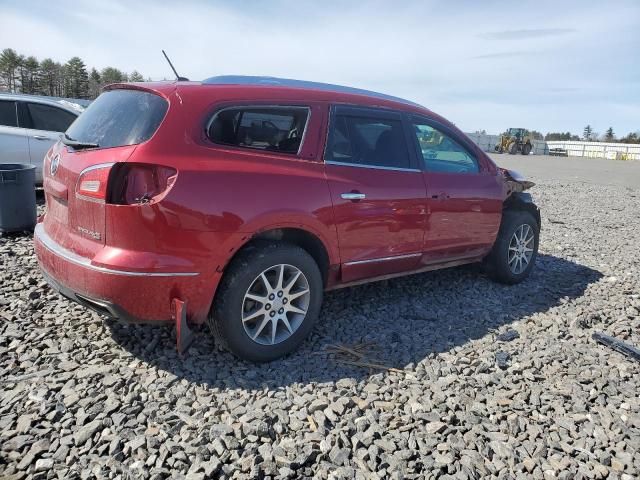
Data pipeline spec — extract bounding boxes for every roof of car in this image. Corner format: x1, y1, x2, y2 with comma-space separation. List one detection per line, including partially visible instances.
201, 75, 422, 108
116, 77, 441, 121
0, 92, 88, 113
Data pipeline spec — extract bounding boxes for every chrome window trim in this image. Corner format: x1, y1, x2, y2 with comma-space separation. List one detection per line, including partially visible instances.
325, 160, 420, 173
344, 252, 421, 266
35, 224, 199, 277
205, 105, 311, 157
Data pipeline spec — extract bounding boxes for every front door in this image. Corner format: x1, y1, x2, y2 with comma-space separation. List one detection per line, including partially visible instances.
408, 117, 503, 263
324, 106, 427, 282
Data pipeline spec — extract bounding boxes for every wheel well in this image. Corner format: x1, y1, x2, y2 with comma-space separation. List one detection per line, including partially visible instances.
503, 193, 541, 228
235, 228, 330, 285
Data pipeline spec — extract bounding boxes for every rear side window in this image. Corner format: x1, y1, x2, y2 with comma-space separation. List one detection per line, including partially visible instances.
25, 103, 76, 132
325, 113, 411, 169
66, 89, 168, 149
207, 106, 309, 154
0, 100, 18, 127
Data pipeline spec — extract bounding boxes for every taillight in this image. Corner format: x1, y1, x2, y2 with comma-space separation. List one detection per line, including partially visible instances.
107, 163, 177, 205
76, 163, 114, 202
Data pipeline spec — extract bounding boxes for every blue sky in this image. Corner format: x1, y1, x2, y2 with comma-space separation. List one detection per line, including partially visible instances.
1, 0, 638, 135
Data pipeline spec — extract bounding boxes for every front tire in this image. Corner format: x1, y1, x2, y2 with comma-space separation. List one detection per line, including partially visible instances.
208, 242, 323, 362
485, 210, 539, 284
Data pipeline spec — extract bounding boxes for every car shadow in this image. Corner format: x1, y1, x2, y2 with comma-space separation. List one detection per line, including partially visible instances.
106, 253, 602, 388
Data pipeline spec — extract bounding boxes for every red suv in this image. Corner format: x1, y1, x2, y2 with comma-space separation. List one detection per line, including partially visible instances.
34, 76, 540, 361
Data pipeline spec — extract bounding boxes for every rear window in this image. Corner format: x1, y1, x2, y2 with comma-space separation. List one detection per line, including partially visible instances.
65, 89, 167, 149
207, 106, 309, 154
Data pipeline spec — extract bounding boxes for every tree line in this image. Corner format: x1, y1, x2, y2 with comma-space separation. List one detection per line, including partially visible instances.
545, 126, 639, 144
0, 48, 147, 100
480, 127, 640, 144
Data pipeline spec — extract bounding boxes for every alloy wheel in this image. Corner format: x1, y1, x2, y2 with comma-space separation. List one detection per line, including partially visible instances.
508, 224, 535, 275
241, 264, 311, 345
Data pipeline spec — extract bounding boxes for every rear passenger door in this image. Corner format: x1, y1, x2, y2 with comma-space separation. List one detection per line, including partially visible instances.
324, 106, 427, 282
409, 116, 503, 263
0, 99, 29, 165
19, 102, 77, 181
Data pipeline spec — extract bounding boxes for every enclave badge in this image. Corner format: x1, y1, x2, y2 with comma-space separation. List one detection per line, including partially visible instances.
50, 154, 60, 176
77, 226, 101, 240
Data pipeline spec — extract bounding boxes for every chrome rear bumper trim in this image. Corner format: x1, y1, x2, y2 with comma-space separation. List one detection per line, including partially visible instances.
34, 223, 199, 277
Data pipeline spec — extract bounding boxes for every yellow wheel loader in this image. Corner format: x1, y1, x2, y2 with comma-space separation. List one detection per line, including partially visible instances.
495, 128, 533, 155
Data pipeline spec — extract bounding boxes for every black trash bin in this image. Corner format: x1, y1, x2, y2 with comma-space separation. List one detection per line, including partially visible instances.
0, 164, 37, 233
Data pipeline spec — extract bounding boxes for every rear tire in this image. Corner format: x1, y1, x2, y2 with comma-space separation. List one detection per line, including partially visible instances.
208, 242, 323, 362
522, 143, 532, 155
508, 142, 518, 155
485, 210, 539, 284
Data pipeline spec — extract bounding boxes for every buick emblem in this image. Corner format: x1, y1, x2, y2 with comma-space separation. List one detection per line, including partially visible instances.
50, 154, 60, 176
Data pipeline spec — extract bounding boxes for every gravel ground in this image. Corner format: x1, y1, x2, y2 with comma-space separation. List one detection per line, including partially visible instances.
1, 171, 639, 479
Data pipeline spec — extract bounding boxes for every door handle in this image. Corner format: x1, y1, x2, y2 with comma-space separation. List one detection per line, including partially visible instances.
33, 135, 49, 140
341, 192, 366, 201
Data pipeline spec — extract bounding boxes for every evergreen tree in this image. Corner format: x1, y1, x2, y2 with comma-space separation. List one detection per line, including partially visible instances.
16, 54, 27, 92
21, 56, 40, 94
100, 67, 126, 85
545, 132, 579, 141
88, 68, 102, 99
1, 48, 147, 97
583, 125, 593, 141
128, 70, 144, 82
0, 48, 21, 91
605, 127, 615, 142
620, 132, 639, 144
63, 57, 89, 98
39, 58, 59, 96
53, 62, 64, 97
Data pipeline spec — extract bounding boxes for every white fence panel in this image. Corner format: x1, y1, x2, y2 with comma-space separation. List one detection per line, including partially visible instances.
464, 133, 639, 161
546, 141, 640, 160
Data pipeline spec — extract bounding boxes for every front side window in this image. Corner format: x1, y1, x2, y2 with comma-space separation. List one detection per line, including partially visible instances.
412, 123, 478, 174
26, 103, 76, 132
325, 114, 410, 169
0, 100, 18, 127
207, 106, 309, 154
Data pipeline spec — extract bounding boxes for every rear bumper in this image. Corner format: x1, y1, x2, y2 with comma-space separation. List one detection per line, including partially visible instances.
34, 223, 218, 324
39, 267, 147, 323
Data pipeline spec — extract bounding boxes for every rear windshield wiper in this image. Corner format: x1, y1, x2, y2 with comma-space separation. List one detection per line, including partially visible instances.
62, 133, 99, 150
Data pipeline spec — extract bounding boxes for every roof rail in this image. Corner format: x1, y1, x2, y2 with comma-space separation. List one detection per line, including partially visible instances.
202, 75, 421, 107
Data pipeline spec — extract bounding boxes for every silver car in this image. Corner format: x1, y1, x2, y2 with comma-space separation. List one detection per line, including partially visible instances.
0, 93, 86, 183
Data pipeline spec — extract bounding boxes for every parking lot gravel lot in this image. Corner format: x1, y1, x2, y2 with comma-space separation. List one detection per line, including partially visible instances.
1, 157, 639, 479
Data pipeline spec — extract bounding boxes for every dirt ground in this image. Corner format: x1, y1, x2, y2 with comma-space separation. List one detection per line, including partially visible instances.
490, 153, 640, 189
